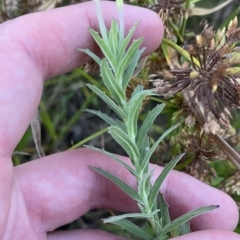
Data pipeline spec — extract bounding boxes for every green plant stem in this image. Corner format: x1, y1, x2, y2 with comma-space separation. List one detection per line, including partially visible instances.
151, 97, 176, 108
169, 20, 183, 43
68, 127, 108, 150
179, 0, 191, 40
162, 38, 200, 68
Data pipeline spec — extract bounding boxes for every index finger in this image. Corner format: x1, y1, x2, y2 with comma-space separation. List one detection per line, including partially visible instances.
0, 2, 163, 155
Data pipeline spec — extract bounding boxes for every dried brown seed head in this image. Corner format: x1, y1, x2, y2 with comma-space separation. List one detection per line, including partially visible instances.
152, 18, 240, 132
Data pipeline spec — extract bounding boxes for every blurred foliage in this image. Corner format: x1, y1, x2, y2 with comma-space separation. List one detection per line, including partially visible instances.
2, 0, 240, 236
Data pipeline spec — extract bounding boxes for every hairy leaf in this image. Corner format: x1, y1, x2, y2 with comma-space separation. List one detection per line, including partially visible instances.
89, 29, 117, 71
108, 19, 119, 57
127, 89, 153, 139
157, 192, 170, 227
148, 154, 184, 210
117, 22, 139, 60
161, 205, 219, 235
122, 48, 145, 91
84, 109, 125, 129
103, 211, 159, 223
138, 171, 153, 201
179, 222, 191, 235
101, 59, 125, 104
116, 38, 143, 84
86, 84, 126, 121
113, 219, 153, 240
86, 146, 137, 175
78, 48, 101, 65
109, 126, 140, 162
140, 124, 180, 171
94, 0, 109, 45
91, 167, 143, 204
137, 104, 165, 149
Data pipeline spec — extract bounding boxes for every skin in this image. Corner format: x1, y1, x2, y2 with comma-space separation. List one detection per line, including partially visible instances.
0, 1, 239, 239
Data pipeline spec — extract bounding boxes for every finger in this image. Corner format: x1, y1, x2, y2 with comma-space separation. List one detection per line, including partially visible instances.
47, 229, 130, 240
14, 149, 238, 232
0, 2, 163, 156
173, 229, 240, 240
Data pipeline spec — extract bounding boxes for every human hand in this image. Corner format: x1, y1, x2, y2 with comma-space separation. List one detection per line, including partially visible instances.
0, 1, 239, 239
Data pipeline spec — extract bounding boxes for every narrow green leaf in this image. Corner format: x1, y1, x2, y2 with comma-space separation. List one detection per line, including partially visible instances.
103, 211, 159, 223
179, 222, 191, 235
162, 39, 200, 68
84, 109, 125, 129
130, 84, 144, 99
161, 205, 219, 235
127, 89, 153, 139
138, 171, 153, 201
179, 0, 191, 38
78, 48, 101, 65
139, 136, 150, 161
154, 235, 169, 240
104, 151, 137, 176
109, 126, 140, 162
117, 22, 139, 60
108, 19, 119, 57
138, 202, 146, 214
171, 228, 180, 238
113, 219, 153, 240
85, 146, 137, 175
69, 128, 108, 150
151, 220, 162, 239
94, 0, 109, 45
157, 192, 170, 226
116, 38, 143, 84
101, 59, 125, 104
89, 29, 117, 71
140, 124, 180, 171
122, 48, 145, 91
86, 84, 126, 120
91, 167, 143, 204
148, 154, 184, 210
132, 56, 148, 78
137, 104, 165, 149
